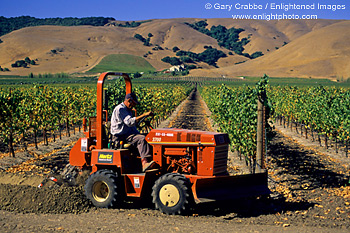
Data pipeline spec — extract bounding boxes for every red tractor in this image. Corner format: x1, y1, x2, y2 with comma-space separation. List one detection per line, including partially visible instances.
69, 72, 269, 214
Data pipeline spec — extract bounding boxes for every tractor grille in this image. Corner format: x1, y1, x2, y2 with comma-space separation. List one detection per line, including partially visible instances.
213, 144, 229, 175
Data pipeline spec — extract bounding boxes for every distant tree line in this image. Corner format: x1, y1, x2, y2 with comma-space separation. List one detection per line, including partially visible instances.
27, 72, 70, 79
116, 20, 151, 28
0, 16, 115, 36
176, 46, 226, 67
185, 20, 263, 59
162, 46, 226, 67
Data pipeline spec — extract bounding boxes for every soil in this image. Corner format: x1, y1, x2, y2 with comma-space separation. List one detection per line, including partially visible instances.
0, 88, 349, 232
167, 88, 213, 132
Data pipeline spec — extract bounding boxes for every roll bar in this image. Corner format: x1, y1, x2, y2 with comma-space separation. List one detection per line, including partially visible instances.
96, 72, 132, 149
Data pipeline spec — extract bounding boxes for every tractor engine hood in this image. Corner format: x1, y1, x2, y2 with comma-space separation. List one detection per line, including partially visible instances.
146, 128, 230, 146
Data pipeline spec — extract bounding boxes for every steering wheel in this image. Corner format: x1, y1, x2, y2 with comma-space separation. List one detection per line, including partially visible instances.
137, 115, 154, 132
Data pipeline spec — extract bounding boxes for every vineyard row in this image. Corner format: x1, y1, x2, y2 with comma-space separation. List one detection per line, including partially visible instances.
275, 115, 349, 157
269, 85, 350, 156
201, 83, 350, 167
201, 76, 272, 171
0, 82, 192, 157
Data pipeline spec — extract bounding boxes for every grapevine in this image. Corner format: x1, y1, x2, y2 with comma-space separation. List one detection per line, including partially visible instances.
0, 81, 192, 156
269, 85, 350, 151
201, 75, 272, 170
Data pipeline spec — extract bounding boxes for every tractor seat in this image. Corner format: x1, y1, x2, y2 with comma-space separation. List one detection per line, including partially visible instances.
119, 142, 140, 158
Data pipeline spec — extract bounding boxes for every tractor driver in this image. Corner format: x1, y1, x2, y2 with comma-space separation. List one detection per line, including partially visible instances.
110, 92, 156, 172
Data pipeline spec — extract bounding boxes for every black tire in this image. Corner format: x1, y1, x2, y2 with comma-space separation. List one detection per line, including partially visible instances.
152, 173, 193, 215
84, 170, 121, 208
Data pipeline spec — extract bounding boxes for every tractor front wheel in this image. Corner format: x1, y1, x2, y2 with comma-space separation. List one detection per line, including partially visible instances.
84, 170, 122, 208
152, 173, 193, 215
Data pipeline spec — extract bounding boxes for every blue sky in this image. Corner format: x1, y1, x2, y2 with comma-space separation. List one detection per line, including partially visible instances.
1, 0, 349, 20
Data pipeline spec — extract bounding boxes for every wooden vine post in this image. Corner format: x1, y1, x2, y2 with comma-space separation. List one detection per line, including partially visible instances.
256, 75, 268, 173
256, 94, 266, 172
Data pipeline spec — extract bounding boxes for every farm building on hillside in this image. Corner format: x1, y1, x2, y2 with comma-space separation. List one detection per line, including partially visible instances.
168, 64, 185, 72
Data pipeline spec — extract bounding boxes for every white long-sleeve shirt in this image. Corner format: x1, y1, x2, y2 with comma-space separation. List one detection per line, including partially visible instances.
110, 102, 139, 136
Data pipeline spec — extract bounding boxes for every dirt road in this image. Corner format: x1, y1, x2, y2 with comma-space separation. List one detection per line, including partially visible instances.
168, 87, 213, 131
0, 88, 349, 232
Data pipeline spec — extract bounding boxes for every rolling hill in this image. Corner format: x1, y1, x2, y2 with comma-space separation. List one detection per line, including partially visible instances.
87, 54, 156, 73
0, 18, 349, 80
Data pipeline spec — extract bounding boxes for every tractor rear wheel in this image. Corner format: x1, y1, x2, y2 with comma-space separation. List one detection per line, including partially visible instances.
84, 170, 122, 208
152, 173, 193, 215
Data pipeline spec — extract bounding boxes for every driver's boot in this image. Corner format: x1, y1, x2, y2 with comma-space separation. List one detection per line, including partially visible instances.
142, 158, 157, 172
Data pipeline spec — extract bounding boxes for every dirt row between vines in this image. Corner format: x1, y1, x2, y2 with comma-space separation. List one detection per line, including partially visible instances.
0, 89, 349, 232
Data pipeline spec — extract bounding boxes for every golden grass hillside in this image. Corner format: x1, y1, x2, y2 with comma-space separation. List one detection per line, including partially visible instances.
0, 18, 348, 79
201, 20, 350, 80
